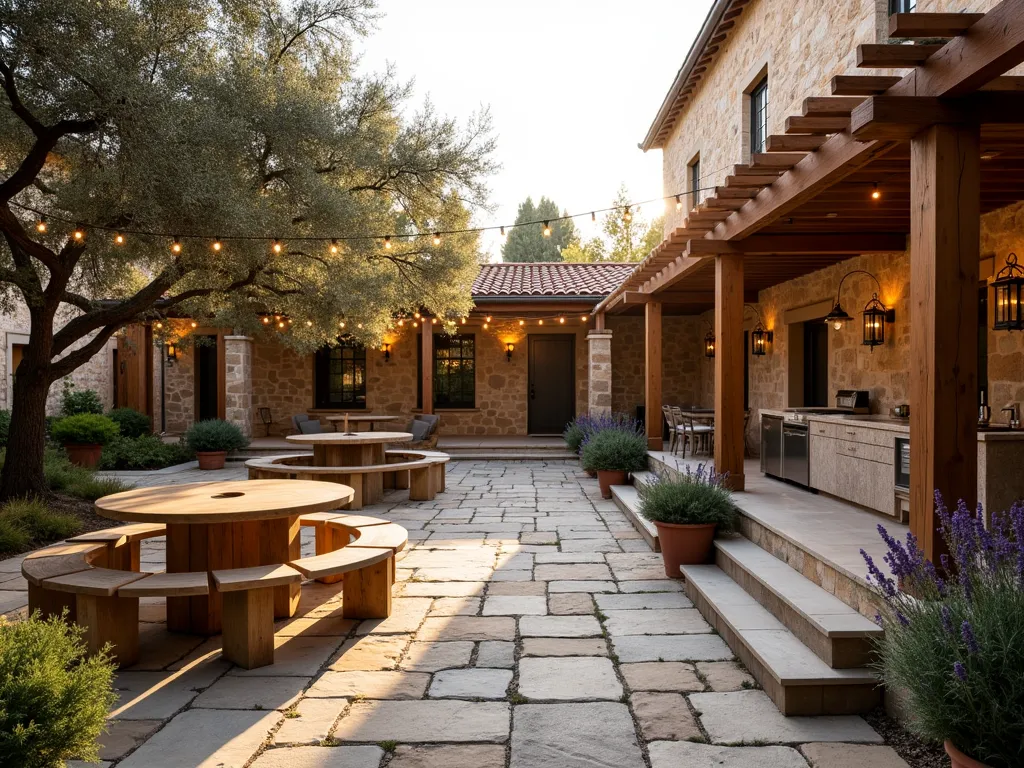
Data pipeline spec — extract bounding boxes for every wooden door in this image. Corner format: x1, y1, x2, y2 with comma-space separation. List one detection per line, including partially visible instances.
115, 325, 153, 420
528, 335, 575, 435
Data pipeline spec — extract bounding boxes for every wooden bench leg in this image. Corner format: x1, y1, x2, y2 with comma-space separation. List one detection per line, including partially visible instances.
314, 522, 332, 556
28, 583, 76, 622
431, 463, 445, 493
383, 471, 396, 490
108, 541, 140, 571
317, 525, 349, 585
409, 467, 434, 501
76, 594, 139, 667
342, 558, 393, 620
221, 588, 275, 670
394, 469, 410, 490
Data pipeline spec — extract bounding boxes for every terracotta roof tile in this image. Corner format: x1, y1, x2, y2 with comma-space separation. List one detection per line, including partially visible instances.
472, 262, 635, 298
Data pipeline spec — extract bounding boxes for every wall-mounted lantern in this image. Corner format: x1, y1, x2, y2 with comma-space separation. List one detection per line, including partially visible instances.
703, 328, 716, 358
993, 252, 1024, 331
744, 304, 773, 356
382, 343, 391, 363
824, 269, 895, 347
165, 341, 179, 363
506, 342, 515, 363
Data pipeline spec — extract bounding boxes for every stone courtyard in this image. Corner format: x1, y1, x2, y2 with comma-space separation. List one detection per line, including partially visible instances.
3, 460, 912, 767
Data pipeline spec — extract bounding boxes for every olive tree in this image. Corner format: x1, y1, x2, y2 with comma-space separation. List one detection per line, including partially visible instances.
0, 0, 495, 498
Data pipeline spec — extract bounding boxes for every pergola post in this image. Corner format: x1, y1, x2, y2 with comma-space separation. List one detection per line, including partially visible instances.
909, 123, 980, 563
645, 300, 663, 450
587, 328, 614, 418
714, 254, 745, 491
421, 318, 433, 415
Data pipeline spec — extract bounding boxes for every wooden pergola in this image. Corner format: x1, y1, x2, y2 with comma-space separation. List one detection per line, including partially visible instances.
595, 2, 1024, 562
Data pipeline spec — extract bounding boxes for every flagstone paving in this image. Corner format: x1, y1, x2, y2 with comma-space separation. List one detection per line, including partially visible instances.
15, 459, 908, 766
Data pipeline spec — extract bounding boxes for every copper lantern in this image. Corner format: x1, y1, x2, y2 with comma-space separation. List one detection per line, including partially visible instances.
862, 294, 887, 348
704, 330, 715, 358
993, 253, 1024, 331
750, 323, 772, 356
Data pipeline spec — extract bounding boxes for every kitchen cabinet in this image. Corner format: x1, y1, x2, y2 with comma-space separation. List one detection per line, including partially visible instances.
809, 430, 895, 516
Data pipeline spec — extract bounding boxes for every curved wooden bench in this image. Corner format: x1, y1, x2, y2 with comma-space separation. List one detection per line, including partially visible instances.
23, 542, 111, 622
118, 571, 209, 598
69, 522, 166, 571
212, 565, 303, 669
384, 450, 450, 495
289, 547, 394, 620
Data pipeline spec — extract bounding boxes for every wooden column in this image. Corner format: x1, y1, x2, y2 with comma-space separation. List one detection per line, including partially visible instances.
421, 319, 433, 415
714, 254, 745, 491
645, 301, 663, 450
909, 123, 980, 563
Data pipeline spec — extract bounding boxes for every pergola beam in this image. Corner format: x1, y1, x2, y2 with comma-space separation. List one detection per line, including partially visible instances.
851, 93, 1024, 140
685, 233, 906, 255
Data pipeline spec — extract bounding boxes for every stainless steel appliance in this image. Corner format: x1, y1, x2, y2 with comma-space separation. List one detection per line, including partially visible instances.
782, 389, 871, 422
894, 436, 910, 492
761, 415, 782, 477
782, 422, 810, 486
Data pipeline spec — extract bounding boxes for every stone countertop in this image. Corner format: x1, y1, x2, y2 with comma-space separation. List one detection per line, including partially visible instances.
759, 410, 1024, 440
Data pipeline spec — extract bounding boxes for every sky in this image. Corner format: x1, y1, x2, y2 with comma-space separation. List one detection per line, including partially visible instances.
355, 0, 715, 261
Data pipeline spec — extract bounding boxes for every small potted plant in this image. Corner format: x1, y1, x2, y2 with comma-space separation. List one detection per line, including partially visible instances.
580, 428, 648, 499
862, 495, 1024, 768
185, 419, 248, 470
638, 465, 738, 577
50, 413, 120, 468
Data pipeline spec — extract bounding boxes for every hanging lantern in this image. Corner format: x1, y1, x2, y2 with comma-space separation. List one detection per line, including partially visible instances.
993, 252, 1024, 331
165, 341, 179, 363
750, 322, 772, 356
862, 293, 888, 348
704, 329, 716, 358
824, 300, 854, 332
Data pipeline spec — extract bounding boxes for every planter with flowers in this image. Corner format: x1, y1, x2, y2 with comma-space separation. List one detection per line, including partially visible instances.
580, 428, 648, 499
639, 464, 738, 577
50, 413, 120, 468
185, 419, 249, 470
862, 495, 1024, 768
565, 413, 643, 478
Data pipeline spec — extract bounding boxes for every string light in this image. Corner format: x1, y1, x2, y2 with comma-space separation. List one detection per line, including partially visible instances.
272, 239, 283, 254
413, 321, 419, 328
72, 226, 85, 241
538, 319, 544, 325
519, 319, 525, 326
357, 323, 363, 329
383, 236, 392, 250
591, 212, 596, 222
500, 226, 506, 240
542, 222, 552, 238
339, 321, 346, 328
581, 315, 588, 322
330, 239, 338, 254
171, 238, 182, 254
432, 233, 441, 246
114, 233, 125, 245
190, 321, 198, 329
483, 322, 489, 329
414, 312, 421, 319
306, 320, 313, 327
35, 218, 47, 233
262, 317, 270, 324
871, 183, 881, 200
277, 321, 285, 329
675, 195, 683, 211
212, 238, 222, 252
486, 316, 492, 323
155, 322, 163, 329
558, 316, 565, 324
623, 207, 633, 223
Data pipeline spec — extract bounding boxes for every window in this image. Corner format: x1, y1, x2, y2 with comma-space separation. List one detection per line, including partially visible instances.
889, 0, 916, 13
689, 157, 702, 207
314, 341, 366, 408
750, 76, 769, 156
419, 333, 475, 409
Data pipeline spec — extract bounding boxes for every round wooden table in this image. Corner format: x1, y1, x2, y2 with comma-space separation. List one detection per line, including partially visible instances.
322, 414, 403, 432
285, 431, 413, 468
95, 480, 354, 635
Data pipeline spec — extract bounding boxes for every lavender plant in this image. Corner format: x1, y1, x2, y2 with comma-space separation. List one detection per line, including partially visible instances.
563, 413, 643, 455
861, 493, 1024, 768
638, 464, 737, 530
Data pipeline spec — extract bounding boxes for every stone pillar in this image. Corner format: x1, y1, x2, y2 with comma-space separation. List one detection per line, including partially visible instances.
224, 335, 254, 439
587, 329, 613, 418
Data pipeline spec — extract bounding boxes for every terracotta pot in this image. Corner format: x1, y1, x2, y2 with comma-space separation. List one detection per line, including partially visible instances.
64, 443, 102, 468
654, 521, 717, 577
585, 468, 597, 478
945, 741, 992, 768
196, 451, 227, 470
597, 469, 628, 499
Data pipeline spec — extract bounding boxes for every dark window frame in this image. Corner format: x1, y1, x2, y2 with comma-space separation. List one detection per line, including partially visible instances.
690, 157, 702, 207
749, 76, 769, 156
314, 340, 367, 409
889, 0, 916, 14
418, 332, 476, 410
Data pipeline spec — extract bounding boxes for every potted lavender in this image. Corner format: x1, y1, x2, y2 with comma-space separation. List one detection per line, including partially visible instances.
862, 494, 1024, 768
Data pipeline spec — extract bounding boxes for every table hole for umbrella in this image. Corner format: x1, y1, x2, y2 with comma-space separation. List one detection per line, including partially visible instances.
211, 491, 245, 498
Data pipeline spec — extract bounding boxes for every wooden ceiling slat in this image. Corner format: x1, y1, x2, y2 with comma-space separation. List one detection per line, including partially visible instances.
802, 96, 865, 117
831, 75, 902, 95
785, 116, 851, 134
857, 44, 944, 68
888, 12, 984, 38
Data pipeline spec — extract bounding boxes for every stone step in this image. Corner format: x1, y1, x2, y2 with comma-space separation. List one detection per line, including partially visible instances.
680, 563, 880, 716
714, 539, 883, 669
610, 475, 659, 552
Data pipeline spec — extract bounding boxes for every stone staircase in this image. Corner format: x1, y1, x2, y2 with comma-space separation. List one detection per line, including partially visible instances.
610, 461, 883, 717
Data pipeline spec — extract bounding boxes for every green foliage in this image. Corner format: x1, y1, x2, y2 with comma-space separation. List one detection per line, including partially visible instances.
638, 468, 738, 530
563, 421, 586, 454
0, 517, 30, 553
0, 499, 80, 547
100, 435, 193, 471
580, 429, 649, 473
0, 612, 117, 767
560, 184, 664, 263
49, 414, 120, 446
501, 196, 576, 262
0, 410, 9, 447
59, 382, 104, 417
106, 408, 151, 439
186, 419, 249, 453
41, 449, 129, 501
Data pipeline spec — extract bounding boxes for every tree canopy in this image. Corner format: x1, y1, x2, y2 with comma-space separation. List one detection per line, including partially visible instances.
0, 0, 496, 497
500, 196, 576, 262
561, 184, 663, 263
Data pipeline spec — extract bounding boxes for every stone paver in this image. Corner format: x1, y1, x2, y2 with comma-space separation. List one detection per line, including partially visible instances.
697, 660, 757, 691
329, 635, 410, 671
306, 670, 430, 699
334, 700, 510, 742
97, 720, 161, 760
548, 593, 594, 614
476, 640, 515, 668
390, 744, 507, 767
193, 675, 307, 710
519, 657, 622, 701
400, 640, 474, 671
595, 592, 692, 610
691, 690, 884, 744
648, 741, 809, 768
520, 615, 602, 637
522, 637, 608, 657
621, 662, 703, 692
631, 692, 702, 740
603, 608, 711, 636
428, 668, 512, 699
511, 703, 644, 767
417, 616, 515, 641
482, 595, 547, 615
250, 745, 385, 767
274, 699, 348, 745
612, 634, 733, 662
801, 742, 911, 767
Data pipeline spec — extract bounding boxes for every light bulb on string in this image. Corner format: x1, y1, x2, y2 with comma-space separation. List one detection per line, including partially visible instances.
212, 238, 222, 252
432, 233, 441, 246
414, 312, 421, 319
277, 321, 285, 329
871, 183, 881, 200
398, 319, 405, 326
581, 315, 588, 322
272, 239, 283, 254
518, 319, 525, 326
306, 320, 313, 327
413, 321, 419, 328
262, 317, 270, 325
486, 316, 492, 323
483, 322, 489, 330
591, 212, 596, 222
357, 323, 363, 329
559, 317, 565, 324
339, 321, 346, 328
114, 233, 125, 245
431, 318, 437, 325
330, 239, 338, 254
383, 236, 392, 250
500, 226, 506, 241
623, 207, 633, 223
542, 222, 552, 238
460, 317, 466, 325
675, 195, 683, 211
36, 218, 47, 233
171, 238, 182, 254
155, 322, 163, 330
538, 319, 544, 325
72, 226, 85, 241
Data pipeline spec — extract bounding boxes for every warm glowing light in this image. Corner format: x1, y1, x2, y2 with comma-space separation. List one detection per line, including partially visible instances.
272, 239, 283, 254
538, 319, 544, 325
357, 323, 363, 329
413, 321, 419, 328
384, 236, 392, 250
483, 322, 489, 329
190, 321, 197, 329
340, 321, 346, 328
171, 238, 182, 253
581, 315, 588, 322
155, 322, 163, 329
330, 239, 338, 254
114, 233, 125, 245
262, 317, 270, 324
212, 239, 222, 252
306, 320, 313, 327
500, 226, 506, 240
460, 317, 466, 325
871, 183, 880, 200
623, 207, 633, 223
431, 318, 437, 325
486, 316, 492, 323
432, 233, 441, 246
542, 222, 551, 238
398, 319, 404, 326
278, 321, 285, 329
36, 219, 47, 233
72, 227, 85, 241
518, 319, 525, 326
414, 312, 421, 319
675, 195, 683, 211
558, 317, 565, 324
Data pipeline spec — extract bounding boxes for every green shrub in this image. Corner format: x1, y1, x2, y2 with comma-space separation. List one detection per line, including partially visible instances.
0, 612, 117, 767
1, 499, 80, 543
0, 517, 30, 554
106, 408, 151, 439
0, 409, 10, 448
638, 466, 738, 531
50, 414, 120, 446
42, 449, 130, 501
59, 381, 104, 417
580, 429, 648, 473
100, 435, 193, 471
563, 420, 585, 454
185, 419, 248, 453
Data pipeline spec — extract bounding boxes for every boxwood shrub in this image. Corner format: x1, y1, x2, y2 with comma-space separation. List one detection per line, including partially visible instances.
49, 414, 120, 446
100, 435, 193, 471
185, 419, 248, 453
106, 408, 151, 438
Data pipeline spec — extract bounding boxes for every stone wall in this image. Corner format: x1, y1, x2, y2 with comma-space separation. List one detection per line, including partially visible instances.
224, 336, 253, 438
163, 345, 196, 434
660, 0, 1006, 234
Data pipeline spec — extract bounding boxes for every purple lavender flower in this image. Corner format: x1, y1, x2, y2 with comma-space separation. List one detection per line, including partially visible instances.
896, 611, 909, 627
861, 549, 896, 598
940, 605, 954, 635
961, 621, 980, 654
954, 661, 967, 682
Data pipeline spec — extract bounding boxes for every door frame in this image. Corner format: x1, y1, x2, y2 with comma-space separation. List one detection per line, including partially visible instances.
192, 330, 226, 421
527, 333, 576, 435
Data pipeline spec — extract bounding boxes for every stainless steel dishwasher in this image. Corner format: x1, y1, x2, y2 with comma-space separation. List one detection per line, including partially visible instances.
761, 415, 783, 478
782, 422, 810, 487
